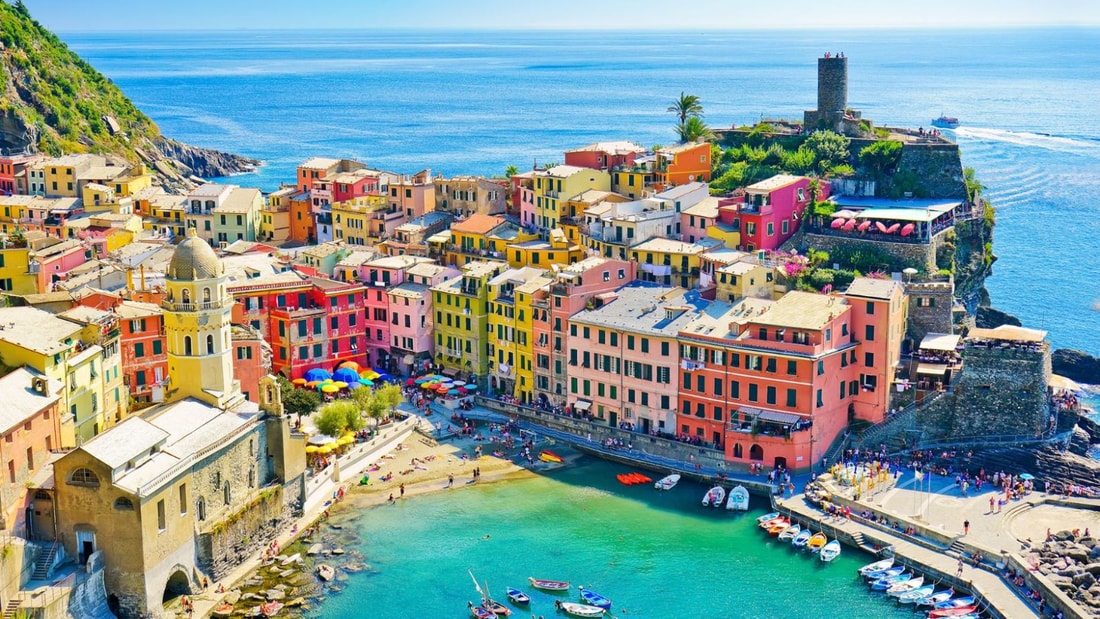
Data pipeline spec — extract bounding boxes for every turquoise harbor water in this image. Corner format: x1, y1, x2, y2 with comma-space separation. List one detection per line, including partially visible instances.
311, 457, 913, 618
58, 28, 1100, 353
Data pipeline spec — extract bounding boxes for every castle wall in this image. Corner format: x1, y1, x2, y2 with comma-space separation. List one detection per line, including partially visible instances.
905, 281, 955, 343
802, 226, 950, 272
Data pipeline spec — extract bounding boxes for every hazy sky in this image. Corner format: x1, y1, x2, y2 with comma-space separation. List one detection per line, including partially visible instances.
20, 0, 1100, 32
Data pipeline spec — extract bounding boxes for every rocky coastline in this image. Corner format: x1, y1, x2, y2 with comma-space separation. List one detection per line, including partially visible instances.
152, 136, 260, 181
1031, 531, 1100, 614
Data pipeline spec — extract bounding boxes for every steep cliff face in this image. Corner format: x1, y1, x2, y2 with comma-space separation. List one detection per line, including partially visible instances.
0, 1, 257, 184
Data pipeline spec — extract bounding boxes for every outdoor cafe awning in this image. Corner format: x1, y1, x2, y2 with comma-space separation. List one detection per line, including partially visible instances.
919, 333, 961, 352
574, 399, 592, 412
916, 363, 949, 376
740, 406, 800, 425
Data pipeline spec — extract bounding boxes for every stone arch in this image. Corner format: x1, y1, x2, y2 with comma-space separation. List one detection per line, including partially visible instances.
749, 444, 764, 462
732, 443, 743, 459
162, 565, 193, 602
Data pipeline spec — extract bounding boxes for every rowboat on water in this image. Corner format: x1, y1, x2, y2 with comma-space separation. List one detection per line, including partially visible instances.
554, 601, 606, 617
791, 529, 813, 548
806, 532, 828, 551
927, 606, 977, 618
777, 523, 801, 542
857, 557, 894, 576
886, 575, 924, 596
896, 584, 935, 604
756, 512, 780, 525
768, 520, 792, 536
915, 590, 954, 607
702, 486, 726, 507
726, 485, 750, 511
578, 586, 612, 609
468, 602, 496, 619
538, 450, 563, 463
864, 565, 904, 581
654, 474, 680, 490
933, 596, 975, 610
819, 540, 841, 562
505, 587, 530, 605
758, 516, 786, 530
870, 572, 911, 591
481, 598, 511, 616
528, 577, 570, 591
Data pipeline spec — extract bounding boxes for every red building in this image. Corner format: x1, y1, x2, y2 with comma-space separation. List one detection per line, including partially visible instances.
232, 325, 269, 403
114, 300, 168, 404
564, 141, 646, 172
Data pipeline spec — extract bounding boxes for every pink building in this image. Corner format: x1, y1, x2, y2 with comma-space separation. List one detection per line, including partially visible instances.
722, 175, 829, 252
532, 257, 636, 408
330, 170, 383, 203
564, 141, 646, 172
680, 196, 741, 244
357, 255, 441, 372
388, 262, 460, 375
510, 171, 535, 222
388, 170, 435, 220
33, 238, 89, 292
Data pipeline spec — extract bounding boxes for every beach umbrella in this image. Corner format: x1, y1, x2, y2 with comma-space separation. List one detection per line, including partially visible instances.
334, 367, 361, 384
457, 387, 468, 394
421, 382, 438, 390
466, 384, 478, 391
318, 444, 334, 454
376, 373, 393, 382
886, 223, 900, 234
348, 381, 365, 389
291, 378, 308, 386
875, 221, 888, 233
842, 218, 857, 231
360, 378, 375, 387
448, 389, 460, 395
833, 209, 857, 219
857, 220, 871, 232
305, 445, 320, 454
339, 361, 360, 371
363, 370, 381, 380
308, 434, 336, 445
830, 218, 844, 229
321, 384, 339, 394
305, 368, 332, 382
406, 378, 416, 386
337, 435, 356, 446
452, 380, 466, 387
306, 380, 322, 388
900, 223, 915, 236
332, 381, 349, 389
1019, 473, 1035, 481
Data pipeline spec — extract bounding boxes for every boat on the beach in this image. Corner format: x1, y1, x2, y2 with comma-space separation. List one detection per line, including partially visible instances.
870, 572, 911, 591
819, 540, 841, 562
654, 474, 680, 490
702, 485, 725, 507
578, 586, 612, 609
505, 587, 530, 605
554, 600, 606, 617
927, 606, 977, 618
316, 564, 335, 582
468, 601, 496, 619
528, 577, 570, 591
726, 485, 750, 511
791, 529, 812, 548
915, 589, 954, 607
857, 557, 894, 576
777, 523, 801, 542
259, 601, 283, 617
538, 450, 564, 463
896, 584, 935, 603
886, 575, 924, 596
931, 115, 959, 129
211, 603, 235, 618
806, 532, 828, 551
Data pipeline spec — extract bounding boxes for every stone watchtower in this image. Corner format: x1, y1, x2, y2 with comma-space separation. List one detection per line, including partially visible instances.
805, 55, 849, 131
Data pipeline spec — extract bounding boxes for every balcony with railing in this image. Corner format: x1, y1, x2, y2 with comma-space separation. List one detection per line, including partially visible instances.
160, 298, 234, 312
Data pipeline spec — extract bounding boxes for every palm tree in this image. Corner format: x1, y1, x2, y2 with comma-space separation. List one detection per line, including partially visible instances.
803, 178, 821, 224
667, 92, 703, 125
505, 165, 519, 178
676, 116, 714, 143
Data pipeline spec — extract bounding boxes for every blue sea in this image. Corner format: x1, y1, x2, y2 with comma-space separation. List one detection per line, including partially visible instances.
61, 28, 1100, 354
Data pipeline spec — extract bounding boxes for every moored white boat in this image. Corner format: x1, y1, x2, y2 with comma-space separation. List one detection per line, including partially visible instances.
819, 540, 841, 562
555, 601, 606, 617
870, 572, 911, 591
857, 556, 894, 576
915, 590, 954, 607
896, 584, 935, 604
756, 511, 780, 525
886, 575, 924, 596
777, 523, 801, 542
654, 474, 680, 490
702, 485, 725, 507
791, 529, 812, 548
864, 565, 904, 581
726, 485, 750, 510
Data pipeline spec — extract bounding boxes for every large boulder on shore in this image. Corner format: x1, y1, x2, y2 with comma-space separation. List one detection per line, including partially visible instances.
975, 305, 1023, 329
1053, 349, 1100, 386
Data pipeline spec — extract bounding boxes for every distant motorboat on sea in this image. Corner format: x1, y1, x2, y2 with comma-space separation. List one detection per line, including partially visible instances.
932, 114, 959, 128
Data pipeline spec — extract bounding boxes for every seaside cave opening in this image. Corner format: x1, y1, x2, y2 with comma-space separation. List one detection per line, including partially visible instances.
162, 569, 192, 603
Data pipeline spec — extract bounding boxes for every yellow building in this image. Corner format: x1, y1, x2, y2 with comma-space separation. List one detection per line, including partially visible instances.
629, 238, 716, 289
331, 194, 388, 246
444, 213, 537, 267
504, 229, 585, 269
58, 305, 129, 426
431, 260, 507, 379
0, 194, 33, 234
42, 154, 103, 197
562, 190, 629, 244
0, 240, 37, 295
137, 189, 188, 239
486, 266, 552, 401
532, 165, 611, 231
715, 259, 777, 302
611, 168, 655, 200
261, 187, 295, 243
0, 306, 115, 446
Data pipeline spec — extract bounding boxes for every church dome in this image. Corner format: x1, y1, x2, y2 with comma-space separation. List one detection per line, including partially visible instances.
167, 228, 223, 281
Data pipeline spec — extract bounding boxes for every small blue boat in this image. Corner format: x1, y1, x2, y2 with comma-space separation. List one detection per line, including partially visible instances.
864, 565, 904, 581
505, 587, 530, 605
578, 586, 612, 609
933, 595, 975, 610
870, 572, 911, 591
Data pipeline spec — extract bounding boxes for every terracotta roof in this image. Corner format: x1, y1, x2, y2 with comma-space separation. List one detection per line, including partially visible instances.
450, 213, 506, 235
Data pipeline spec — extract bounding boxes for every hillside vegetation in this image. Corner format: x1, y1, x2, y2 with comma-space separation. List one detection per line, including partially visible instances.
0, 1, 256, 180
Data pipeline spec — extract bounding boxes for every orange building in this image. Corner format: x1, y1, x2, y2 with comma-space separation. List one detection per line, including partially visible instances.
656, 142, 711, 190
0, 368, 63, 533
232, 325, 269, 403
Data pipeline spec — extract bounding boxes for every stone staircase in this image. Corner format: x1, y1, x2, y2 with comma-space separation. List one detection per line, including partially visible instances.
2, 597, 23, 619
946, 539, 968, 558
31, 541, 59, 581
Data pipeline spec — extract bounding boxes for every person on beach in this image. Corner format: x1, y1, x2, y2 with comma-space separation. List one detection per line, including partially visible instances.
399, 483, 405, 498
448, 473, 454, 488
963, 519, 970, 535
388, 493, 395, 504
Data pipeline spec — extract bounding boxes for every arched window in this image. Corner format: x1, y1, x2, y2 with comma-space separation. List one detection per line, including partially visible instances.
223, 481, 231, 505
749, 444, 764, 462
113, 497, 135, 511
203, 287, 211, 303
206, 335, 214, 355
68, 468, 100, 487
181, 289, 190, 304
184, 336, 192, 356
196, 497, 206, 521
733, 443, 743, 459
